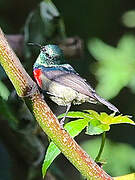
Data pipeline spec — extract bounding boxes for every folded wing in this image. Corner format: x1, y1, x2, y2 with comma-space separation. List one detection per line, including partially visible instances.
37, 64, 119, 113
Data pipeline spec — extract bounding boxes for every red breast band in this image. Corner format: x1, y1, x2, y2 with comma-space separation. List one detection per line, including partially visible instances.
33, 69, 42, 87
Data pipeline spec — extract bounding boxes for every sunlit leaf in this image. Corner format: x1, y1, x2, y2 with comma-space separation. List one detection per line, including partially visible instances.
85, 110, 102, 120
59, 110, 135, 136
100, 113, 135, 125
88, 34, 135, 99
58, 111, 93, 120
85, 110, 134, 135
42, 110, 134, 176
65, 118, 88, 136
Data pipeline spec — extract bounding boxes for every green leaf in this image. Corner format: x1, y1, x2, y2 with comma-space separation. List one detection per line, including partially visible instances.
65, 118, 88, 137
58, 111, 92, 120
85, 110, 135, 135
88, 34, 135, 99
59, 110, 135, 136
85, 110, 102, 120
86, 120, 110, 135
85, 110, 135, 125
85, 110, 110, 135
42, 142, 61, 178
100, 113, 135, 125
42, 110, 135, 177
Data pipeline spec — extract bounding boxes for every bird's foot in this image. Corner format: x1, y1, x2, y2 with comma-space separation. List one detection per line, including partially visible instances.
60, 117, 65, 129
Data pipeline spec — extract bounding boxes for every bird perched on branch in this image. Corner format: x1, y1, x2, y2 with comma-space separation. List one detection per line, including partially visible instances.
31, 43, 119, 127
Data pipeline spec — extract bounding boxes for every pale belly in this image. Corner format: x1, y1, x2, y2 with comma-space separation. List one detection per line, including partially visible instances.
41, 74, 96, 106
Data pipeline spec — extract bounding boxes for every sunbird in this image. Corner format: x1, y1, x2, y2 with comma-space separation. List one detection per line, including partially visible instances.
32, 43, 119, 127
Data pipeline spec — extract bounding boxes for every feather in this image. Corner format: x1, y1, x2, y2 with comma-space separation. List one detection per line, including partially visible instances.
34, 64, 119, 113
92, 93, 119, 113
35, 64, 95, 98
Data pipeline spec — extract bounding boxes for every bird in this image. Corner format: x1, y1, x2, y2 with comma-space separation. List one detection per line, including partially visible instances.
31, 43, 119, 127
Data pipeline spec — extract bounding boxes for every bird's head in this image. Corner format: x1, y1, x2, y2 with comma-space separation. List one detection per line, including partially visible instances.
30, 43, 65, 67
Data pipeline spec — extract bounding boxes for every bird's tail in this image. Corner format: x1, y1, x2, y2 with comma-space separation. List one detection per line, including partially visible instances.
92, 92, 119, 113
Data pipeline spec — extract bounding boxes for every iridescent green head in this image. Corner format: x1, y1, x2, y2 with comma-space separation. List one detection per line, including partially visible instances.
34, 44, 66, 67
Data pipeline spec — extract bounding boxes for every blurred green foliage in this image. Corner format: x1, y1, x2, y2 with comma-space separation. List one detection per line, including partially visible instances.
0, 81, 10, 101
88, 34, 135, 99
81, 138, 135, 177
122, 10, 135, 28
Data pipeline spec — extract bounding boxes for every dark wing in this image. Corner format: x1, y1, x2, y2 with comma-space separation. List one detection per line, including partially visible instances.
39, 64, 96, 98
38, 64, 119, 113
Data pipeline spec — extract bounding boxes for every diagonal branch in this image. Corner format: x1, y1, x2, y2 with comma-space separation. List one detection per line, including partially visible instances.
0, 28, 113, 180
